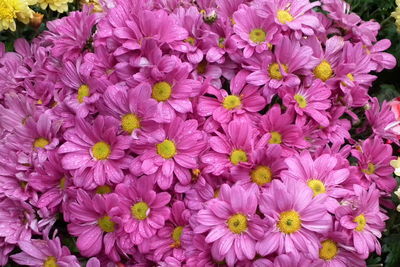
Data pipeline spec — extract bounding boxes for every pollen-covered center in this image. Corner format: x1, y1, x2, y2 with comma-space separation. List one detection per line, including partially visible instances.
268, 63, 288, 80
277, 10, 294, 24
354, 214, 366, 232
278, 210, 301, 234
362, 162, 375, 175
59, 177, 66, 190
218, 37, 225, 48
98, 216, 115, 232
171, 226, 184, 248
185, 37, 196, 46
314, 60, 333, 81
77, 84, 90, 103
251, 165, 272, 186
307, 179, 326, 197
249, 28, 266, 43
269, 131, 282, 144
152, 81, 172, 102
43, 256, 58, 267
96, 185, 112, 194
223, 95, 241, 110
131, 201, 149, 220
92, 141, 111, 160
121, 113, 141, 133
33, 137, 49, 148
319, 240, 338, 261
294, 94, 307, 108
227, 213, 248, 234
230, 149, 248, 165
157, 139, 177, 159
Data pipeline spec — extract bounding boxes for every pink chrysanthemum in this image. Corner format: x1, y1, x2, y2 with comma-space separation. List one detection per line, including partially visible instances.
256, 178, 332, 258
256, 0, 323, 38
246, 36, 313, 102
67, 190, 122, 261
335, 184, 388, 259
47, 6, 99, 61
232, 4, 279, 58
59, 116, 132, 189
351, 136, 396, 193
197, 70, 266, 124
114, 177, 171, 246
11, 237, 80, 267
281, 151, 350, 212
280, 80, 332, 127
194, 184, 264, 266
201, 119, 264, 176
130, 117, 207, 189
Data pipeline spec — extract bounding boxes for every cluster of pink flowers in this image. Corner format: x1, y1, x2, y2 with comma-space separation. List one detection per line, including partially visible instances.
0, 0, 398, 266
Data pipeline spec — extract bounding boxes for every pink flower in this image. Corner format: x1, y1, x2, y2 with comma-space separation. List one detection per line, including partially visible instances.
67, 190, 122, 261
11, 237, 80, 267
194, 184, 264, 266
256, 178, 332, 258
281, 151, 350, 212
366, 97, 398, 143
246, 37, 313, 102
351, 136, 396, 193
201, 119, 264, 176
147, 201, 191, 262
47, 6, 99, 61
114, 177, 171, 246
101, 83, 158, 137
280, 80, 331, 127
197, 70, 266, 124
59, 116, 132, 189
259, 104, 308, 156
335, 184, 388, 258
232, 4, 279, 58
259, 0, 323, 36
130, 117, 207, 189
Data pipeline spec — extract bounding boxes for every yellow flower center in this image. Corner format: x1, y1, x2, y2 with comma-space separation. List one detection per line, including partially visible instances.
354, 214, 366, 232
230, 149, 248, 165
307, 179, 326, 197
314, 60, 333, 82
214, 188, 220, 198
347, 73, 354, 81
251, 165, 272, 186
156, 139, 177, 159
269, 131, 282, 144
268, 63, 288, 80
362, 163, 375, 175
319, 240, 338, 261
131, 201, 149, 220
43, 256, 59, 267
223, 95, 241, 110
33, 137, 49, 148
96, 185, 112, 194
121, 113, 141, 133
227, 213, 248, 234
185, 37, 196, 46
171, 226, 184, 248
77, 84, 90, 103
59, 177, 66, 190
294, 94, 307, 108
278, 210, 301, 234
92, 141, 111, 160
277, 10, 294, 24
249, 28, 266, 43
152, 81, 172, 102
98, 216, 115, 232
191, 168, 201, 182
218, 37, 225, 48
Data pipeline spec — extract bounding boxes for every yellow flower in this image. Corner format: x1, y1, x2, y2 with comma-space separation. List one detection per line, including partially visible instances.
80, 0, 103, 12
392, 0, 400, 32
0, 0, 34, 31
36, 0, 73, 13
